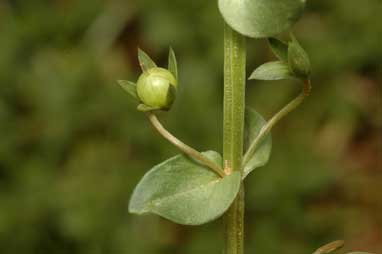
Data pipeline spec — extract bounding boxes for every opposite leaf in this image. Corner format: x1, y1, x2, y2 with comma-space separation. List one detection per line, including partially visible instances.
117, 80, 138, 100
138, 48, 157, 72
243, 108, 272, 179
129, 151, 241, 225
218, 0, 306, 38
288, 35, 311, 78
249, 61, 295, 81
168, 48, 178, 80
268, 38, 289, 62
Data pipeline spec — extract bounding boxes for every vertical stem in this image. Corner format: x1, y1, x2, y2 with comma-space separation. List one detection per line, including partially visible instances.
223, 23, 246, 254
224, 185, 245, 254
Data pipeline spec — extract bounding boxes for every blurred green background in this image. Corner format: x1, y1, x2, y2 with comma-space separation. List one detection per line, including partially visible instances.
0, 0, 381, 253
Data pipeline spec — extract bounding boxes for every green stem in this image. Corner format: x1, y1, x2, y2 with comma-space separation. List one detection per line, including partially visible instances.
223, 23, 246, 254
147, 112, 226, 177
242, 80, 311, 166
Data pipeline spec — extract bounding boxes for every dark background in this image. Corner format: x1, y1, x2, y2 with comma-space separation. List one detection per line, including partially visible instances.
0, 0, 381, 253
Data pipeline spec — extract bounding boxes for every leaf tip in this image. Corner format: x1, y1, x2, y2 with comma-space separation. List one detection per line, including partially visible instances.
249, 61, 294, 81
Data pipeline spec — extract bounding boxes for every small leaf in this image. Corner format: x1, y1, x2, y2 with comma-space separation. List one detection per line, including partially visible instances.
243, 107, 272, 179
288, 35, 311, 78
249, 61, 295, 81
138, 48, 157, 72
314, 240, 345, 254
218, 0, 306, 38
268, 38, 289, 61
129, 151, 241, 225
168, 47, 178, 80
117, 80, 138, 100
137, 104, 160, 112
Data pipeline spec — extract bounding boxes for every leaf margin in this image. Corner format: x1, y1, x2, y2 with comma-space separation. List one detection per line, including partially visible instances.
243, 107, 272, 179
129, 151, 242, 225
138, 48, 157, 72
249, 61, 296, 81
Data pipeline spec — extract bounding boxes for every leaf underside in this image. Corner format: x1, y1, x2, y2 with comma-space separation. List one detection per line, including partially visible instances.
218, 0, 306, 38
249, 61, 295, 81
243, 107, 272, 179
129, 151, 241, 225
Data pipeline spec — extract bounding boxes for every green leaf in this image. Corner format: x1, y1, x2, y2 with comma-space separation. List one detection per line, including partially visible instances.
288, 35, 311, 78
137, 104, 160, 112
243, 108, 272, 179
117, 80, 139, 100
138, 48, 157, 72
168, 47, 178, 80
218, 0, 306, 38
268, 38, 289, 61
129, 151, 241, 225
249, 61, 295, 81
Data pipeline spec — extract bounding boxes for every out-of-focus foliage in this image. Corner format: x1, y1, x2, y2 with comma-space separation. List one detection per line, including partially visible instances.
0, 0, 381, 253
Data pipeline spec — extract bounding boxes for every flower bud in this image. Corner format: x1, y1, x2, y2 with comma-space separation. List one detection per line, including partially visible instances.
136, 67, 178, 111
288, 35, 311, 79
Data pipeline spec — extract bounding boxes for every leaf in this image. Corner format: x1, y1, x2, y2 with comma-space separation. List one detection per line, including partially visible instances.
288, 35, 311, 78
138, 48, 157, 72
249, 61, 295, 81
117, 80, 139, 100
243, 108, 272, 179
137, 104, 160, 112
314, 240, 345, 254
268, 38, 289, 61
168, 47, 178, 80
129, 151, 241, 225
218, 0, 306, 38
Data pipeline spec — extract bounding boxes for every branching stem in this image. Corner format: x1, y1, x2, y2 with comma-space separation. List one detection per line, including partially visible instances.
242, 79, 311, 167
146, 112, 226, 177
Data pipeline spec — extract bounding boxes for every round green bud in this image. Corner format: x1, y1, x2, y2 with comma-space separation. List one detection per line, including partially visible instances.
136, 67, 178, 110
